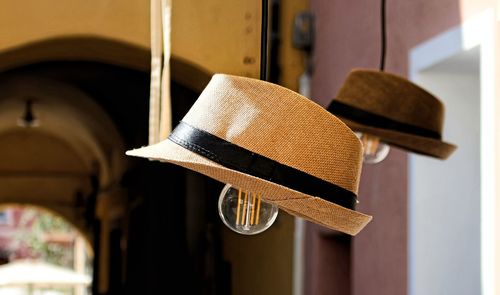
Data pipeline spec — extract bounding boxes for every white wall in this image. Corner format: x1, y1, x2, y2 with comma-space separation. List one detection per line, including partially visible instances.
409, 47, 481, 295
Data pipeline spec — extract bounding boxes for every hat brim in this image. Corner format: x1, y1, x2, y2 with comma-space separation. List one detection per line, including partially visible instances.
126, 139, 372, 236
338, 117, 457, 159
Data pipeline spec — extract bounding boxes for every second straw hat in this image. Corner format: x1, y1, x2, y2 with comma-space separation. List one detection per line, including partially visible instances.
127, 74, 372, 235
328, 69, 457, 159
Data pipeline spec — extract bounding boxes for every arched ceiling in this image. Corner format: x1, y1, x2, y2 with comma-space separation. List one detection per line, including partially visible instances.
0, 75, 125, 196
0, 129, 90, 203
0, 73, 129, 239
0, 37, 212, 93
0, 129, 85, 172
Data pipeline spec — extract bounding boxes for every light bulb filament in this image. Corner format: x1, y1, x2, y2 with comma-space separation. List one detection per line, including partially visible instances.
241, 191, 248, 225
250, 193, 256, 225
362, 133, 380, 156
235, 189, 263, 227
236, 189, 242, 225
356, 132, 390, 164
256, 193, 262, 225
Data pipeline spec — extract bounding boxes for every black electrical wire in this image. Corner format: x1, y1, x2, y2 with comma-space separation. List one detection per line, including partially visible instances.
379, 0, 386, 71
260, 0, 269, 81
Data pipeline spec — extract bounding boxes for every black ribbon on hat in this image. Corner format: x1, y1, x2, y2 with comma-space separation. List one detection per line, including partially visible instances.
168, 121, 357, 210
328, 100, 442, 140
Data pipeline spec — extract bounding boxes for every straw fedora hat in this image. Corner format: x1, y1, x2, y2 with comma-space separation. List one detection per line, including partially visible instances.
127, 74, 372, 235
327, 69, 457, 159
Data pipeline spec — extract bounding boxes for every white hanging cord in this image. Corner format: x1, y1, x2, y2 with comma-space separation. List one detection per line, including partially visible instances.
149, 0, 163, 145
159, 0, 172, 140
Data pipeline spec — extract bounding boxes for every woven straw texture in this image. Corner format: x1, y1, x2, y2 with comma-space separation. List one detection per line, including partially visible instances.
334, 69, 456, 159
127, 74, 372, 235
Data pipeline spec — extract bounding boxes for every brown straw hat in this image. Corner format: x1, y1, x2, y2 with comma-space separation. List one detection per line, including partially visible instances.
127, 74, 372, 235
327, 69, 457, 159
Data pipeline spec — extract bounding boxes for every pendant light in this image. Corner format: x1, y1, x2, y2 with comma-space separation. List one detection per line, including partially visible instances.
127, 0, 373, 236
17, 99, 39, 128
355, 0, 390, 164
217, 0, 280, 235
327, 0, 456, 162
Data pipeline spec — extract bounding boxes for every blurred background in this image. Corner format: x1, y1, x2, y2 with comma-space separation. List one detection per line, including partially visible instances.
0, 0, 497, 294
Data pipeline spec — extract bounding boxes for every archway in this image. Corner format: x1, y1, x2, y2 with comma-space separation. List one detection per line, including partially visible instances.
0, 203, 93, 294
0, 36, 221, 295
0, 71, 128, 294
0, 37, 212, 93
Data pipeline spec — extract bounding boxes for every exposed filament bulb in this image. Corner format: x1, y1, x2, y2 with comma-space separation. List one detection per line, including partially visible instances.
218, 184, 278, 235
357, 132, 390, 164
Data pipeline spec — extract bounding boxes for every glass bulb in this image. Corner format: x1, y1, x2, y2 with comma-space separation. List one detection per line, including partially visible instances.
356, 132, 390, 164
218, 184, 278, 235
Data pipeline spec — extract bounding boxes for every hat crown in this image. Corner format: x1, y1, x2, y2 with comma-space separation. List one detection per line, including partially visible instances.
182, 74, 363, 194
336, 69, 445, 135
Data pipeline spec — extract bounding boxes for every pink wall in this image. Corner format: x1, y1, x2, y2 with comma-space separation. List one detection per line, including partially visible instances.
310, 0, 463, 107
308, 0, 465, 294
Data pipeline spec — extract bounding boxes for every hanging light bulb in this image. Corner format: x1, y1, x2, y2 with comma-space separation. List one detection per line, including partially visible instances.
17, 99, 39, 128
356, 132, 390, 164
217, 0, 279, 235
218, 184, 278, 235
358, 0, 388, 166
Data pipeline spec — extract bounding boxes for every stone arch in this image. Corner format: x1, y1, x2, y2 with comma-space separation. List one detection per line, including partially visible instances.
0, 36, 212, 93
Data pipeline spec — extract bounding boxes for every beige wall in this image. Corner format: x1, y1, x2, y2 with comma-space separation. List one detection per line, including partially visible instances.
0, 0, 301, 83
223, 213, 295, 295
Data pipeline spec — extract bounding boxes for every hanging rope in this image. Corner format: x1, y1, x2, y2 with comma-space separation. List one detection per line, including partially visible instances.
149, 0, 163, 145
260, 0, 269, 81
159, 0, 172, 140
149, 0, 173, 144
379, 0, 386, 71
